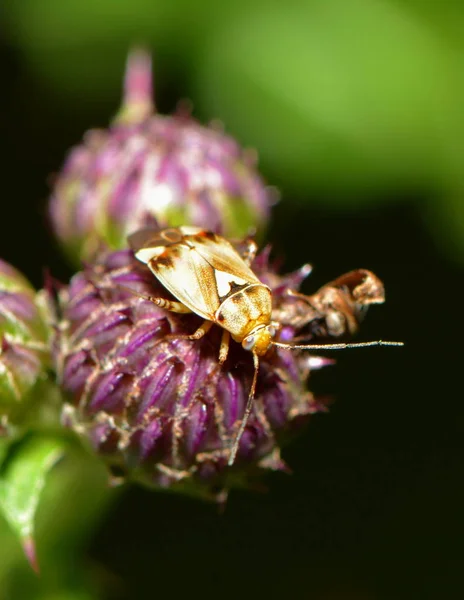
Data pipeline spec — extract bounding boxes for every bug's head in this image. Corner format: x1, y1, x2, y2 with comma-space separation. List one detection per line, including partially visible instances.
242, 324, 276, 357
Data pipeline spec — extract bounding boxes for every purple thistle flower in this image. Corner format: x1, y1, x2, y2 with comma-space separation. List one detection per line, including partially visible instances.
0, 260, 51, 431
49, 49, 273, 265
54, 247, 339, 500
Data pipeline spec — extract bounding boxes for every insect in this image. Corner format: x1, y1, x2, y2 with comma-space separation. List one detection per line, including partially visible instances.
277, 268, 387, 340
128, 226, 403, 466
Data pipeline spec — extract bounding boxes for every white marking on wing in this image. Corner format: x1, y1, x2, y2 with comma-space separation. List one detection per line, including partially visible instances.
135, 246, 165, 264
215, 270, 248, 297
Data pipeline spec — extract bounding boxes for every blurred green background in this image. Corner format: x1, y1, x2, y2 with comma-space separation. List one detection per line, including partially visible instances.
0, 1, 462, 599
3, 0, 464, 261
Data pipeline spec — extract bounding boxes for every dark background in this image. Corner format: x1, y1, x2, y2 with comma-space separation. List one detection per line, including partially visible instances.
1, 21, 463, 600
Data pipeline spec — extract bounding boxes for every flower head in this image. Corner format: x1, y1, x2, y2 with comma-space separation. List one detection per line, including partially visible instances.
54, 246, 336, 499
49, 49, 273, 265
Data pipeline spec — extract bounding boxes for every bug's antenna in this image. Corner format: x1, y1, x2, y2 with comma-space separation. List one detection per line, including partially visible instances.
273, 340, 404, 351
228, 353, 260, 466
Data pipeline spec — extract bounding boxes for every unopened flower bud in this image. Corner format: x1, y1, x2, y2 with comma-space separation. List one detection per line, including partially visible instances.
49, 49, 273, 265
0, 260, 50, 431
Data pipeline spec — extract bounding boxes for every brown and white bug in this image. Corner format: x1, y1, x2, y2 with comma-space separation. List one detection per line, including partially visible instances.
128, 226, 402, 465
275, 269, 387, 340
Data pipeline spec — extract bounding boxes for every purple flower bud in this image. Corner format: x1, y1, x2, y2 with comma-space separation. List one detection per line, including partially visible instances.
54, 248, 326, 499
49, 49, 273, 265
0, 260, 50, 430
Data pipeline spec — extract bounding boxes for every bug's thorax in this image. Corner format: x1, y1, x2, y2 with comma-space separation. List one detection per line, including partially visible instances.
215, 283, 272, 344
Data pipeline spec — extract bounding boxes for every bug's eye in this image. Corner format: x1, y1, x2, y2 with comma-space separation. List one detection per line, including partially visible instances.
268, 325, 276, 338
242, 335, 255, 351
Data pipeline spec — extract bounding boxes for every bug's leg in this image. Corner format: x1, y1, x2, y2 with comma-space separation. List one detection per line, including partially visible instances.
156, 319, 215, 355
164, 318, 212, 340
286, 289, 314, 303
148, 297, 192, 314
239, 238, 258, 266
218, 330, 230, 364
229, 237, 258, 266
121, 284, 216, 346
118, 285, 193, 314
185, 319, 214, 340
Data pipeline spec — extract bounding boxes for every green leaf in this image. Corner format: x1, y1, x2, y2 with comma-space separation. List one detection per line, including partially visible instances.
0, 436, 66, 572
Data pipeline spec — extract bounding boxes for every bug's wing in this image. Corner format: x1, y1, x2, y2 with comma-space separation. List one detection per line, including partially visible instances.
129, 227, 204, 262
132, 227, 264, 320
183, 233, 261, 284
148, 243, 221, 320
